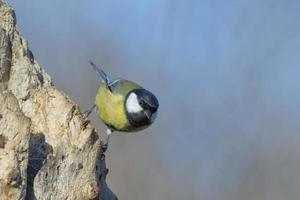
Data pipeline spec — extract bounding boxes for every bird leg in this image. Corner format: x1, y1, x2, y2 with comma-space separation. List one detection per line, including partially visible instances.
101, 128, 113, 152
83, 104, 96, 118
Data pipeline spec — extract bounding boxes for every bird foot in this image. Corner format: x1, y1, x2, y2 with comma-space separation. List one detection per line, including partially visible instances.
83, 104, 96, 118
101, 143, 108, 153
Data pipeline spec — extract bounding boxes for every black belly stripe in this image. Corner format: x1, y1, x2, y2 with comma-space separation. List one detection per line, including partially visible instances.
127, 112, 151, 128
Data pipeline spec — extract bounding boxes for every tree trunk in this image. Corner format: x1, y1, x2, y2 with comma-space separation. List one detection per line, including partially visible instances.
0, 1, 117, 199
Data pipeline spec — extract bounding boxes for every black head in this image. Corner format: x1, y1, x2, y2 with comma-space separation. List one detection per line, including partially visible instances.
125, 89, 159, 128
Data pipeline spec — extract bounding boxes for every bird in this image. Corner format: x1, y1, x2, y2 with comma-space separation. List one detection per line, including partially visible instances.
84, 61, 159, 151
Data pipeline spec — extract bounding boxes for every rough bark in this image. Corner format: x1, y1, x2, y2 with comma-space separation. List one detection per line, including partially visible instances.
0, 1, 117, 199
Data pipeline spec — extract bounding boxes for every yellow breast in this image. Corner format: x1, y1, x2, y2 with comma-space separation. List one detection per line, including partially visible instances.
95, 84, 129, 130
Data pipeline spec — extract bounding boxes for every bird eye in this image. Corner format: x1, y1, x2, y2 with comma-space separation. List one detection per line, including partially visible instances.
139, 99, 145, 107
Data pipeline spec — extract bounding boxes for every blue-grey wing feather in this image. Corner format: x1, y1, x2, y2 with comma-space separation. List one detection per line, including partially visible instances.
89, 61, 110, 84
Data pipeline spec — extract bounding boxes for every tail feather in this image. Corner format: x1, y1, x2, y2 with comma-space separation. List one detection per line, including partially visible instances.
89, 61, 110, 84
89, 61, 113, 92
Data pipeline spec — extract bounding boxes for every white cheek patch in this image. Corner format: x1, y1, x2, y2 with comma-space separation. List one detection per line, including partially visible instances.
126, 93, 143, 113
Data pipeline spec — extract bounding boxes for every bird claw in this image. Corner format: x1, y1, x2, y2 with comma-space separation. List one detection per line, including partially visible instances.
83, 110, 91, 118
83, 104, 96, 118
101, 143, 108, 153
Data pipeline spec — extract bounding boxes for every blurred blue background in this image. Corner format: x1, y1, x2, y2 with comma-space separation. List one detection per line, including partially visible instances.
9, 0, 300, 199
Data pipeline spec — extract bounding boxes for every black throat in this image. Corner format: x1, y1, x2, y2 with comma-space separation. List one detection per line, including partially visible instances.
125, 89, 152, 128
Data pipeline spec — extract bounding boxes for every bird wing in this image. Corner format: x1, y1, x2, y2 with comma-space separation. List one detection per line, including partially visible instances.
110, 79, 142, 96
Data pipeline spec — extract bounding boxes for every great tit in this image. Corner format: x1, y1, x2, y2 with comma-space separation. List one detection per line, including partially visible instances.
85, 62, 159, 150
